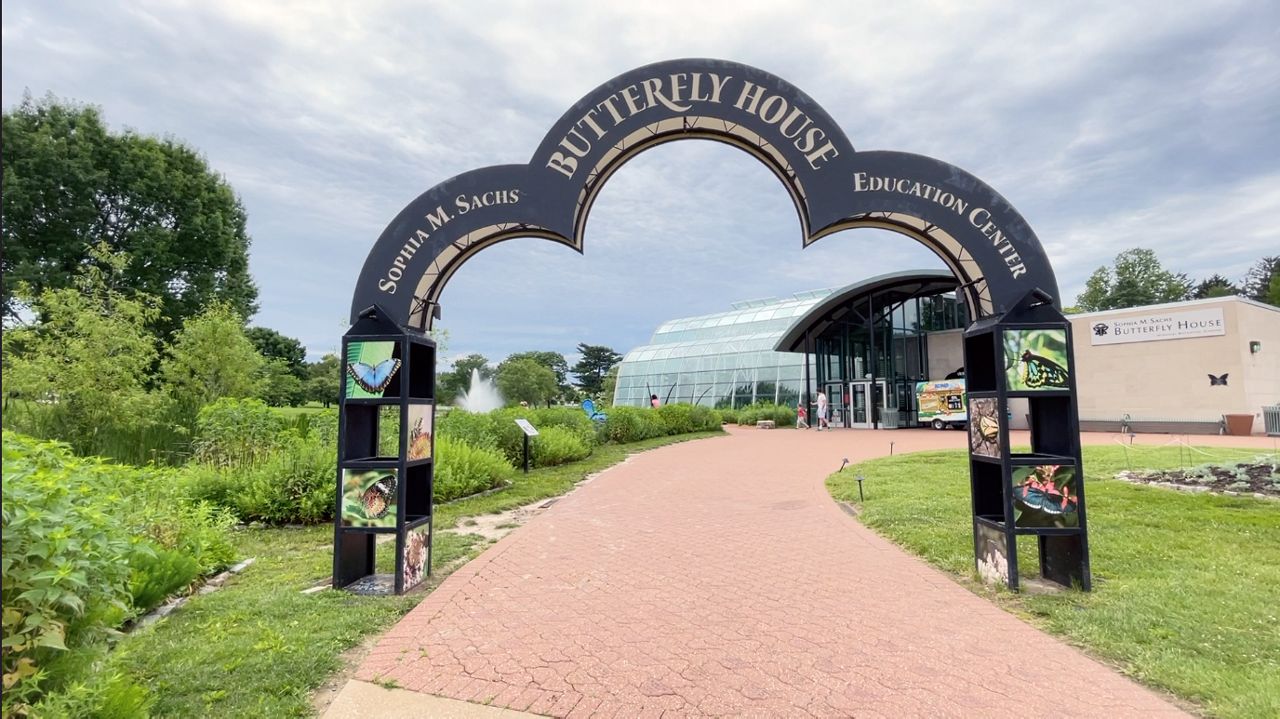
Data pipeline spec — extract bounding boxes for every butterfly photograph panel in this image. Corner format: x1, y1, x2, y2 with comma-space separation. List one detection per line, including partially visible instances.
402, 524, 430, 591
1012, 464, 1079, 529
341, 469, 399, 528
975, 521, 1010, 587
1003, 329, 1070, 392
969, 397, 1001, 458
345, 340, 402, 399
406, 404, 433, 462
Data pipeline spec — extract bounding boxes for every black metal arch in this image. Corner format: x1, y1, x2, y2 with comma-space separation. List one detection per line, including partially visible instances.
349, 58, 1059, 330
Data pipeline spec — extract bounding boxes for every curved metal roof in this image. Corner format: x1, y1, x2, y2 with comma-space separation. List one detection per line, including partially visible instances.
772, 269, 958, 353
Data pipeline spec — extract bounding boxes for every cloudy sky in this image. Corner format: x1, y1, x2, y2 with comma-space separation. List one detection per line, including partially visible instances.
4, 0, 1278, 367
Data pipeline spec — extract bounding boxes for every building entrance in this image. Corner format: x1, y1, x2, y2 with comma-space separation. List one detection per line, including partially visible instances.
848, 380, 887, 428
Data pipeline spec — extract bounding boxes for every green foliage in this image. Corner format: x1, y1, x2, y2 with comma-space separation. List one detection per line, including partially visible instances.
1, 436, 136, 714
1192, 273, 1239, 299
571, 343, 622, 395
734, 402, 795, 427
1242, 256, 1280, 306
193, 398, 285, 468
128, 545, 199, 614
255, 358, 307, 407
530, 426, 593, 467
504, 351, 571, 401
436, 409, 501, 451
716, 407, 739, 424
437, 354, 492, 405
244, 327, 306, 378
1, 244, 170, 462
162, 303, 264, 424
600, 365, 619, 404
1, 94, 258, 336
304, 353, 342, 408
495, 358, 559, 407
1, 433, 234, 715
434, 436, 515, 502
602, 405, 668, 443
1075, 248, 1192, 311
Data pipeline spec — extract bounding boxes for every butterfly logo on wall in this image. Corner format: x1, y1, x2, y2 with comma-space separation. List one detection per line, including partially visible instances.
1208, 373, 1228, 387
348, 358, 402, 394
1092, 323, 1109, 336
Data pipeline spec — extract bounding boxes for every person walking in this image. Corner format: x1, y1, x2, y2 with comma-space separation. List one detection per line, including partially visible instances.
650, 394, 660, 409
796, 401, 809, 429
816, 391, 829, 430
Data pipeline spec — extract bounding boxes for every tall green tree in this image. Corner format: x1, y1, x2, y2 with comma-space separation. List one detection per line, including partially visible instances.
1, 94, 258, 337
1075, 248, 1192, 312
572, 343, 622, 396
437, 354, 493, 404
505, 351, 570, 400
1241, 256, 1280, 306
600, 365, 620, 405
496, 358, 559, 407
1192, 274, 1239, 299
0, 244, 162, 454
305, 353, 342, 408
246, 327, 307, 378
161, 303, 263, 421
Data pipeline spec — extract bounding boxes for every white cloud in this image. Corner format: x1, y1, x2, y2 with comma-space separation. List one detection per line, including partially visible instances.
3, 0, 1277, 362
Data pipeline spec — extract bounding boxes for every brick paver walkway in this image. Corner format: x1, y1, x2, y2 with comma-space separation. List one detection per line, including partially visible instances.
355, 427, 1201, 717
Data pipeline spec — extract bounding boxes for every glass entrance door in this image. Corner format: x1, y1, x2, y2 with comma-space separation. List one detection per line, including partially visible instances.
849, 381, 889, 429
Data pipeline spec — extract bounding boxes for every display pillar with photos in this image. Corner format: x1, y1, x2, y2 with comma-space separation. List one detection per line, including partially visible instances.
962, 290, 1091, 591
333, 305, 437, 595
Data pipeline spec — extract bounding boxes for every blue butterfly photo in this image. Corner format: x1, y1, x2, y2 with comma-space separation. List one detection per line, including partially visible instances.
347, 358, 402, 394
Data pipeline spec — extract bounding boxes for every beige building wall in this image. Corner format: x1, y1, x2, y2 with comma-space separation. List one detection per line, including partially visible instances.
922, 297, 1278, 432
1068, 298, 1279, 427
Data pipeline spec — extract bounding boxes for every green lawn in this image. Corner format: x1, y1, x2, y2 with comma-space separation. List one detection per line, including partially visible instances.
271, 402, 331, 417
827, 444, 1280, 719
104, 430, 723, 717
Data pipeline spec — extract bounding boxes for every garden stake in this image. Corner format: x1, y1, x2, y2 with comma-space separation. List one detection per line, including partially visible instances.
855, 474, 865, 502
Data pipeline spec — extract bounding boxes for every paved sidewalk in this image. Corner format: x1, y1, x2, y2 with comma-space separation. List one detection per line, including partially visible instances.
349, 427, 1201, 717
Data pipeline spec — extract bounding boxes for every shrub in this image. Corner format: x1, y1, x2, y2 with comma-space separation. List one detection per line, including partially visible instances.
436, 409, 501, 451
717, 407, 739, 424
128, 545, 200, 613
531, 426, 592, 467
655, 404, 695, 435
602, 406, 666, 443
2, 435, 136, 714
193, 398, 285, 468
736, 402, 795, 427
1, 433, 233, 715
434, 436, 515, 503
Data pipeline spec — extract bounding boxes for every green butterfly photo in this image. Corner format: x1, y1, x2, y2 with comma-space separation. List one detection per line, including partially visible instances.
1003, 329, 1070, 392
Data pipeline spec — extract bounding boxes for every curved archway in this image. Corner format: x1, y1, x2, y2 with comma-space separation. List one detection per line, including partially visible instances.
350, 58, 1057, 330
339, 58, 1090, 594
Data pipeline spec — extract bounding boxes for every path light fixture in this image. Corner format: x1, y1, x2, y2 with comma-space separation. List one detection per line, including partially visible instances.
855, 474, 866, 502
839, 457, 849, 472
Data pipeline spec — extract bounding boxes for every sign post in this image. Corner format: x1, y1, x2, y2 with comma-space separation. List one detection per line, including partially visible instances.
514, 419, 538, 474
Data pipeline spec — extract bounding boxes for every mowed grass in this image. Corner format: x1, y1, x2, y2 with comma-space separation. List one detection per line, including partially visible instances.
827, 444, 1280, 719
108, 430, 723, 717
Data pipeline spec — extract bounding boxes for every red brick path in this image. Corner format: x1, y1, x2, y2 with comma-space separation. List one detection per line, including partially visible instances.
356, 428, 1192, 717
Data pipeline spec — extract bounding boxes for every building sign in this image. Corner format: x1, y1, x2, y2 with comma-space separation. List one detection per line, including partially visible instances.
1088, 307, 1225, 346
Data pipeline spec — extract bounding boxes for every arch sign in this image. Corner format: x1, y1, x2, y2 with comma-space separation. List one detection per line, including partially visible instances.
344, 58, 1091, 593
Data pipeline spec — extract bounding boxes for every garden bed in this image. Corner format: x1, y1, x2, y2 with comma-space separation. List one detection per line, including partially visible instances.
1115, 458, 1279, 499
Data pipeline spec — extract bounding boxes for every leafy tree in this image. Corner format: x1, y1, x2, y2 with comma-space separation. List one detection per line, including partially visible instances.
246, 327, 306, 378
1191, 274, 1238, 299
305, 354, 342, 408
496, 358, 558, 407
437, 353, 493, 404
1075, 248, 1191, 311
0, 244, 162, 454
1, 94, 258, 337
257, 358, 306, 407
1241, 256, 1280, 306
600, 365, 620, 405
571, 343, 622, 395
505, 350, 570, 400
161, 303, 263, 422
